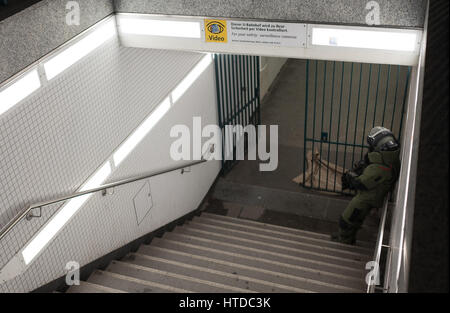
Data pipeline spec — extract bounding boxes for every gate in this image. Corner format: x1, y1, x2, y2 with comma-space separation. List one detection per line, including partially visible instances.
301, 60, 411, 194
214, 54, 260, 173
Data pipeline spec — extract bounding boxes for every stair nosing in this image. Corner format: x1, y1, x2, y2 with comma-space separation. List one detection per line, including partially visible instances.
94, 269, 192, 293
130, 253, 323, 293
187, 219, 372, 258
201, 212, 374, 248
194, 215, 373, 254
173, 226, 368, 266
111, 260, 256, 293
155, 235, 364, 275
75, 280, 127, 293
142, 244, 363, 283
135, 246, 363, 292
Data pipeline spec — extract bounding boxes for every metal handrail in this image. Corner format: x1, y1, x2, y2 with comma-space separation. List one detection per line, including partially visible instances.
367, 193, 390, 293
0, 153, 212, 242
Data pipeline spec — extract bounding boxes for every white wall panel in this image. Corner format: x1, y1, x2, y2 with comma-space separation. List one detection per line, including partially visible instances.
0, 36, 219, 292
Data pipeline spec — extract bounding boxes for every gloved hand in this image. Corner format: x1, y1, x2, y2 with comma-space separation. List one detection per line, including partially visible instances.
341, 171, 359, 190
341, 172, 351, 190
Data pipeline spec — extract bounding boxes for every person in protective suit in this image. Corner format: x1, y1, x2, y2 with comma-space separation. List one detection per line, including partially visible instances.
331, 127, 401, 244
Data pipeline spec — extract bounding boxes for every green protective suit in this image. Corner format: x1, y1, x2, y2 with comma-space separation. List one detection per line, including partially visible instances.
339, 149, 401, 243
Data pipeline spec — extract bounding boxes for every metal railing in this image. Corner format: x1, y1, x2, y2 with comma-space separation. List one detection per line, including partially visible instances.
0, 153, 213, 242
367, 194, 390, 293
301, 59, 411, 195
383, 1, 428, 292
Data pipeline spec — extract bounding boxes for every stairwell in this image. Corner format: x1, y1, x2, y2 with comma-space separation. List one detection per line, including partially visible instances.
66, 212, 372, 293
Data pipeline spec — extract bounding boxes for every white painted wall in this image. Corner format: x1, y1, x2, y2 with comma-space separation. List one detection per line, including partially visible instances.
259, 56, 288, 100
0, 37, 220, 292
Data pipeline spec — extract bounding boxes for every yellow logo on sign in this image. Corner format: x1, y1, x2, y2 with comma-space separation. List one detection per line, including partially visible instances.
205, 19, 227, 43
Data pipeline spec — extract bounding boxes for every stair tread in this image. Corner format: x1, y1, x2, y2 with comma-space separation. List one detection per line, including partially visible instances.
105, 260, 256, 293
88, 269, 191, 293
122, 253, 328, 293
187, 218, 372, 259
192, 215, 373, 255
66, 280, 126, 293
170, 226, 369, 268
201, 212, 375, 248
155, 233, 365, 279
137, 244, 365, 292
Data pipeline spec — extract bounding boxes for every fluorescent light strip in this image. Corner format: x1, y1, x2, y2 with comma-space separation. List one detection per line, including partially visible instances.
22, 162, 112, 265
113, 97, 171, 167
43, 19, 116, 80
119, 17, 201, 38
172, 54, 212, 103
312, 27, 417, 52
0, 69, 41, 116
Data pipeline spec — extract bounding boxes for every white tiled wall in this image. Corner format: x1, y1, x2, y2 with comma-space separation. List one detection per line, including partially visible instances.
0, 36, 220, 292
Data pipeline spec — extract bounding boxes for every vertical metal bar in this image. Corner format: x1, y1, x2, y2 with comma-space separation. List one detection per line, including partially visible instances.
326, 61, 336, 191
390, 65, 401, 131
237, 55, 243, 128
381, 65, 392, 126
236, 55, 243, 128
360, 63, 373, 160
334, 61, 345, 192
311, 60, 318, 188
231, 55, 238, 127
342, 63, 355, 177
256, 56, 261, 125
252, 56, 257, 126
351, 63, 364, 170
249, 56, 254, 125
318, 61, 327, 190
214, 55, 225, 168
372, 64, 382, 129
245, 55, 250, 126
239, 55, 247, 127
225, 55, 232, 127
225, 55, 233, 171
248, 56, 252, 126
398, 66, 411, 140
303, 60, 310, 186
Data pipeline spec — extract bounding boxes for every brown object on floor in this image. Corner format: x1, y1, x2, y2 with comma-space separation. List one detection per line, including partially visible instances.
293, 150, 346, 195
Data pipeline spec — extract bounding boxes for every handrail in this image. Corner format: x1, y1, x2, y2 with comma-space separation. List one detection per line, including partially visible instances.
0, 153, 213, 242
384, 1, 428, 292
367, 193, 390, 293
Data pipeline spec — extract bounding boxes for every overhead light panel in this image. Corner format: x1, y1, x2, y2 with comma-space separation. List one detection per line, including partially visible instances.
311, 27, 418, 52
119, 17, 201, 39
0, 69, 41, 116
43, 19, 116, 80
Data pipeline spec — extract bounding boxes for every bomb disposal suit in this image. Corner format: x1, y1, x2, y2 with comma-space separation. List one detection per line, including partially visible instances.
334, 127, 401, 244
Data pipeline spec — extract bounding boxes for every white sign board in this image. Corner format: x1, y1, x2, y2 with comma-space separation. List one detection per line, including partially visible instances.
228, 20, 307, 47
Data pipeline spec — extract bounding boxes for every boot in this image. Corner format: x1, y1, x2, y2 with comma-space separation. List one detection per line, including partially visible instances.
330, 217, 357, 245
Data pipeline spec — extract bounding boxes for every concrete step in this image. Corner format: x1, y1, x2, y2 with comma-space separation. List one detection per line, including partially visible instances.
187, 218, 372, 260
193, 215, 373, 255
66, 280, 126, 293
170, 226, 369, 268
137, 243, 366, 292
200, 212, 374, 249
155, 233, 365, 279
104, 260, 255, 293
87, 269, 188, 293
121, 253, 321, 293
211, 178, 378, 228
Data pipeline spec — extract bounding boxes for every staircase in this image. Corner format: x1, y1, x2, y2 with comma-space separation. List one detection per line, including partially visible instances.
67, 212, 373, 293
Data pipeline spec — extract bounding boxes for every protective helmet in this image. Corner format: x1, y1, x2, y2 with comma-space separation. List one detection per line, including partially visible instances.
367, 126, 399, 151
